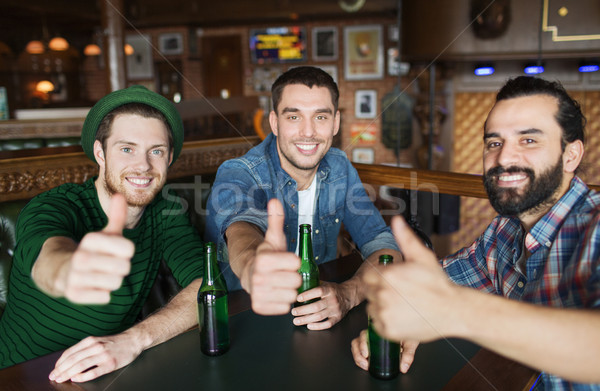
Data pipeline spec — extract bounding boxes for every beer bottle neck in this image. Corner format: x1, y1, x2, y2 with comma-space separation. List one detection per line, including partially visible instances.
202, 243, 226, 291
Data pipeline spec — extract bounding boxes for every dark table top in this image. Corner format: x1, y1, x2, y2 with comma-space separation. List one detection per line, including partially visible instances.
0, 253, 538, 390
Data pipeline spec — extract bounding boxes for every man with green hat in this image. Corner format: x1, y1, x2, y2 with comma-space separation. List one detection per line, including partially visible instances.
0, 86, 205, 383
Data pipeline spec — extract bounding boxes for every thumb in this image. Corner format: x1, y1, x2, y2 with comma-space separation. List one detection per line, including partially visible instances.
103, 193, 128, 234
391, 215, 432, 264
263, 198, 286, 251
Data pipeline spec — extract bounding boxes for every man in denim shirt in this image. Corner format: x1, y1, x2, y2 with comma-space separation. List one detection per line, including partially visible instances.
205, 66, 400, 330
352, 77, 600, 389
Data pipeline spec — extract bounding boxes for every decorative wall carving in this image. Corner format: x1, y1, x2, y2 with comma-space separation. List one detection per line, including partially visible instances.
0, 137, 259, 202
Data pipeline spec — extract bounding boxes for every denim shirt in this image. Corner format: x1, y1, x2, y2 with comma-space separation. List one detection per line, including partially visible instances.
205, 133, 398, 290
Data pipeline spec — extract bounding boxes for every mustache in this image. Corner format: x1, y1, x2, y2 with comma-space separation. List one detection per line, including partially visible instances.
485, 165, 535, 179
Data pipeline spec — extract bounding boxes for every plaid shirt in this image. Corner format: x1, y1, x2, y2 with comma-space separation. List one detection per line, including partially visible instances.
442, 176, 600, 390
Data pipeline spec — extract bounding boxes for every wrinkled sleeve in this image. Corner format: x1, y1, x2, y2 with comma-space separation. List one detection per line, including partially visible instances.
582, 212, 600, 308
14, 195, 81, 273
341, 162, 399, 259
160, 192, 205, 288
441, 231, 498, 294
204, 159, 269, 259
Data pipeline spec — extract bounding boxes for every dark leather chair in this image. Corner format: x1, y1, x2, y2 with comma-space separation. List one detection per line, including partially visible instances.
0, 200, 28, 317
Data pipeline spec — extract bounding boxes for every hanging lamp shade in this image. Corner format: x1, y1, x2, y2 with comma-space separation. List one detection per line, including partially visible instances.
36, 80, 55, 93
84, 43, 101, 56
48, 36, 69, 51
124, 43, 134, 55
25, 40, 45, 54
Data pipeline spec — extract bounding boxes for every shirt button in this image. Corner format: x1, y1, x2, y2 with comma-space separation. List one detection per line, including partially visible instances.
315, 256, 319, 260
335, 218, 339, 223
517, 281, 524, 289
291, 238, 296, 242
291, 204, 296, 208
545, 241, 551, 247
315, 229, 319, 234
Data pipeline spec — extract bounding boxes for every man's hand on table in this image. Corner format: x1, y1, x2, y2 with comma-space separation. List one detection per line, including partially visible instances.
49, 331, 142, 383
351, 329, 419, 374
242, 199, 302, 315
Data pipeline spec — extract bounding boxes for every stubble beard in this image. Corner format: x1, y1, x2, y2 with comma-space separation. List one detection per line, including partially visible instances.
104, 170, 163, 207
483, 157, 564, 217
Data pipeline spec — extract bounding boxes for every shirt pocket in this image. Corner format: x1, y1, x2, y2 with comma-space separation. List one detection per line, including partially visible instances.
317, 205, 344, 261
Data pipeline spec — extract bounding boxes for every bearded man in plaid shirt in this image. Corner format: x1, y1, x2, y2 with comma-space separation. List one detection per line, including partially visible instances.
352, 76, 600, 390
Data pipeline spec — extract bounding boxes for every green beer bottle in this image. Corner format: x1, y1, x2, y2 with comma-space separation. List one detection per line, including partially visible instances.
197, 242, 230, 356
368, 254, 400, 379
294, 224, 320, 307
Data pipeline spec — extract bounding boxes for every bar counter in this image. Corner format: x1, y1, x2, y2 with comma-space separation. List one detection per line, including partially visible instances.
0, 254, 538, 390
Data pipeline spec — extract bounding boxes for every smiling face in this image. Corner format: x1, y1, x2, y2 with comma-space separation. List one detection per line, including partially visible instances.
269, 84, 340, 188
482, 94, 581, 220
94, 113, 172, 207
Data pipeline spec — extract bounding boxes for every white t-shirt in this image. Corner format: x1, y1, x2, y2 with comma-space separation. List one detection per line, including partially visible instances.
295, 175, 317, 255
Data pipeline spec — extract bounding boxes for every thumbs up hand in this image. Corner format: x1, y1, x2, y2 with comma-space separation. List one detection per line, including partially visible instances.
364, 215, 458, 344
62, 193, 135, 304
246, 198, 301, 315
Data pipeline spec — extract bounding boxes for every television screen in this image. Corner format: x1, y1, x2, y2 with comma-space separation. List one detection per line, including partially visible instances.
250, 27, 306, 64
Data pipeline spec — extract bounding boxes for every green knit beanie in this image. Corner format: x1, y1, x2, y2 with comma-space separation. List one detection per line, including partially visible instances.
81, 85, 184, 165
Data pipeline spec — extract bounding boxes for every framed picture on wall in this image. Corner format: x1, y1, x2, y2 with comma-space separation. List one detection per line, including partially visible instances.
312, 26, 338, 61
344, 25, 383, 80
126, 34, 153, 80
355, 89, 377, 119
315, 65, 338, 83
352, 147, 375, 164
158, 33, 184, 55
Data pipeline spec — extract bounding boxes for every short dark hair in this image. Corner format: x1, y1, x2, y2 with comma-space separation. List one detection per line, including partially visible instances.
495, 76, 586, 149
271, 66, 339, 113
96, 103, 173, 155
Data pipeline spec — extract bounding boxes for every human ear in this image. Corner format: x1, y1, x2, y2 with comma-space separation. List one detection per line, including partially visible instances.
269, 110, 279, 136
94, 140, 106, 169
563, 140, 584, 173
333, 110, 341, 136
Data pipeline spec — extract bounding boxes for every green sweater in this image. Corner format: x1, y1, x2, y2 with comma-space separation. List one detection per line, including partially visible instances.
0, 178, 204, 368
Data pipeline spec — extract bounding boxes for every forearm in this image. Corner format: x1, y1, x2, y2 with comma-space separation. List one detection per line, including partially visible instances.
225, 221, 264, 292
31, 237, 77, 296
126, 278, 203, 352
453, 287, 600, 383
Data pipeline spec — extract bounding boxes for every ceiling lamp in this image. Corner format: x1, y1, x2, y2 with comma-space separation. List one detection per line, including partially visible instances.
124, 43, 134, 56
84, 43, 101, 56
25, 40, 45, 54
48, 36, 69, 51
474, 64, 495, 76
579, 61, 599, 73
524, 63, 544, 75
36, 80, 55, 93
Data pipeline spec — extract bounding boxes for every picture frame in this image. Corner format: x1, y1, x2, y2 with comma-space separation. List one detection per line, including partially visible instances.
355, 89, 377, 119
126, 34, 153, 80
312, 26, 338, 61
352, 147, 375, 164
315, 65, 338, 84
158, 32, 184, 55
344, 25, 383, 80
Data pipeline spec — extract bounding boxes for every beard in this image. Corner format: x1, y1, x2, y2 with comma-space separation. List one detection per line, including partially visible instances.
483, 157, 564, 216
104, 170, 164, 207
